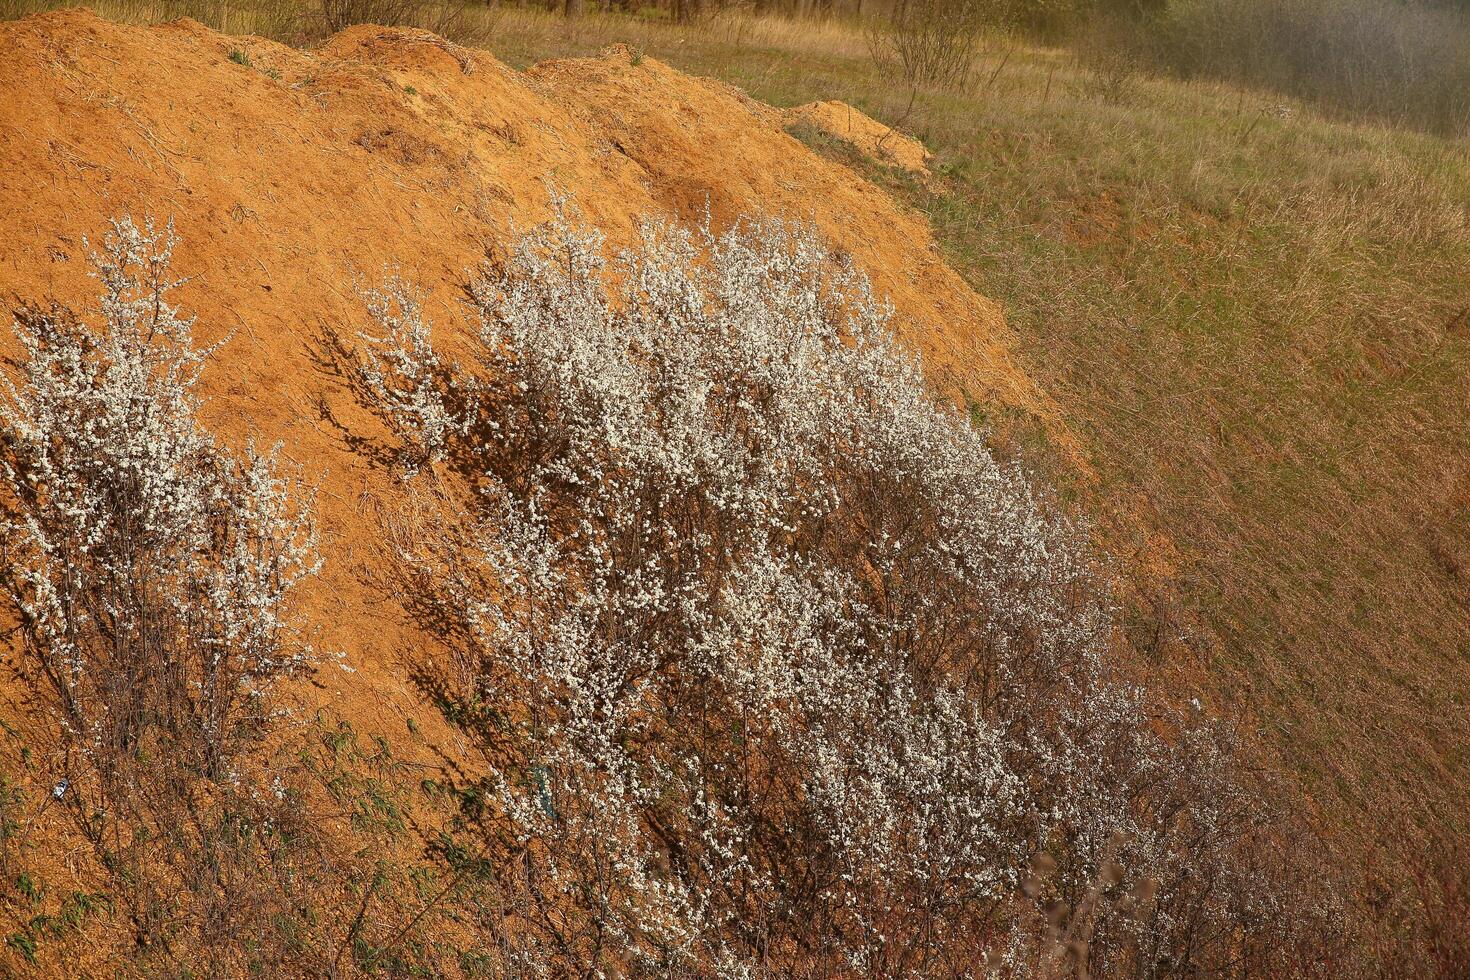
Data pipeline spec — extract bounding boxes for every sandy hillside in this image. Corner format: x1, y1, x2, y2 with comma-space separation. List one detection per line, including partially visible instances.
0, 9, 1051, 748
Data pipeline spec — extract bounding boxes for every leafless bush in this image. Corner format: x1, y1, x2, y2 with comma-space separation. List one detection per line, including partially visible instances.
1076, 15, 1144, 104
318, 0, 490, 44
320, 0, 416, 32
1405, 834, 1470, 977
349, 200, 1326, 975
867, 0, 1003, 89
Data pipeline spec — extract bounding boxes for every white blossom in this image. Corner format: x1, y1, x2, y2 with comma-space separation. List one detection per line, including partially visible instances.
356, 201, 1277, 975
0, 215, 319, 781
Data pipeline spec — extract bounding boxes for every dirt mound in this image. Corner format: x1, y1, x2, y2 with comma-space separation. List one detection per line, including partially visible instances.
0, 10, 1050, 748
785, 99, 932, 177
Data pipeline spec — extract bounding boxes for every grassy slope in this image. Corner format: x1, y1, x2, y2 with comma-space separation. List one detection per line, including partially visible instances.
482, 11, 1470, 867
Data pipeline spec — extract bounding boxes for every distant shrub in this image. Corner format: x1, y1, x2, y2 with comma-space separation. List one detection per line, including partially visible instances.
1074, 14, 1145, 103
321, 0, 415, 32
867, 0, 1005, 88
351, 201, 1319, 975
1135, 0, 1470, 135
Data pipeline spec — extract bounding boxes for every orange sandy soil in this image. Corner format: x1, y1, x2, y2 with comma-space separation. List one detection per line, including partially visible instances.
0, 10, 1060, 779
785, 99, 933, 177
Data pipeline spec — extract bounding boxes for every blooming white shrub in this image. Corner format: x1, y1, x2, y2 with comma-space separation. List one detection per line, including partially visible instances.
0, 216, 318, 772
0, 217, 321, 966
356, 203, 1295, 976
